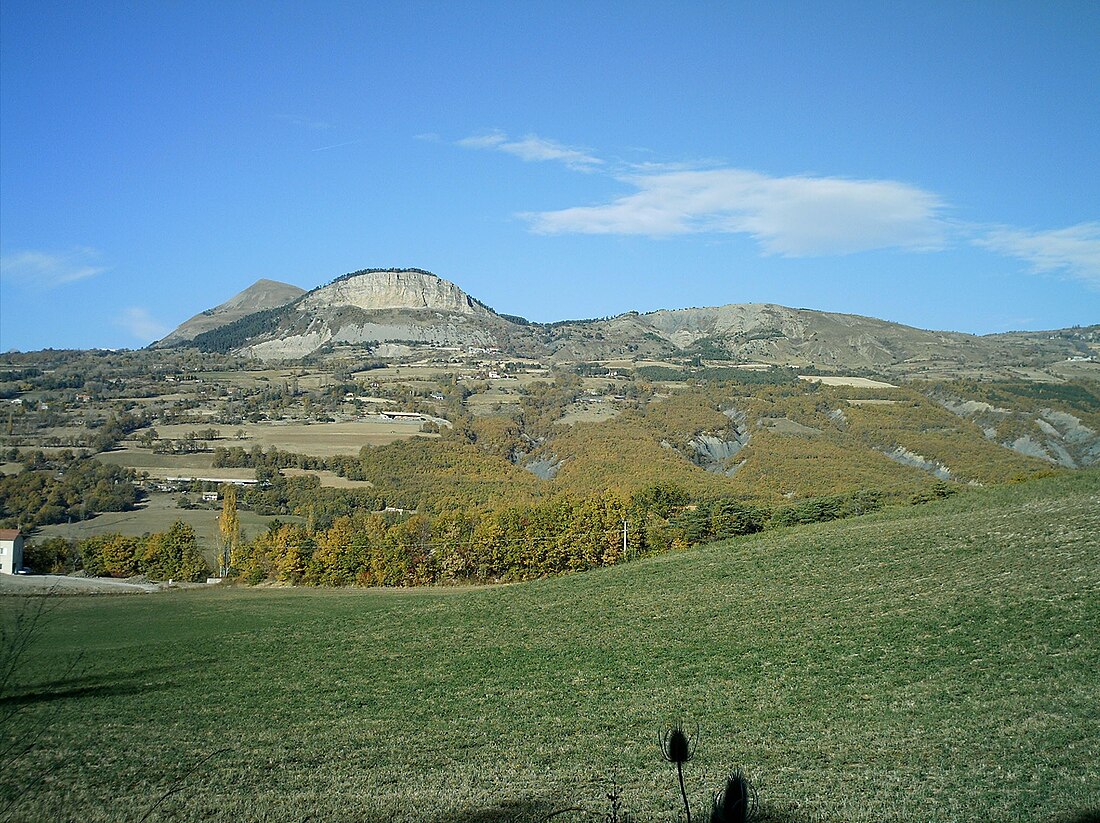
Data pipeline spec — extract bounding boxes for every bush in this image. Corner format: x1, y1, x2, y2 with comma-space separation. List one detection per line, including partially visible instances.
23, 537, 79, 574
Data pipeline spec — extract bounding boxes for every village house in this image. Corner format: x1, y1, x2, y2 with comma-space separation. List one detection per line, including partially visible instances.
0, 529, 25, 575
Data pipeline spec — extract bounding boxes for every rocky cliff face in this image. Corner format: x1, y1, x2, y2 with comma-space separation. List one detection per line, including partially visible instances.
234, 269, 511, 360
297, 269, 494, 317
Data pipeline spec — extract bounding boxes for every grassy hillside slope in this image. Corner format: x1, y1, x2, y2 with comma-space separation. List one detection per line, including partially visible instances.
3, 472, 1098, 822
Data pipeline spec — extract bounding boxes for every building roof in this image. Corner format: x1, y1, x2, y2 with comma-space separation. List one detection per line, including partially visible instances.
0, 529, 22, 540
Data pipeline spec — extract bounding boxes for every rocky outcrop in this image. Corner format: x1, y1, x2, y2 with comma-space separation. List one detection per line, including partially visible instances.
524, 455, 563, 480
689, 433, 751, 475
883, 446, 953, 481
297, 269, 494, 317
935, 394, 1100, 468
218, 270, 513, 360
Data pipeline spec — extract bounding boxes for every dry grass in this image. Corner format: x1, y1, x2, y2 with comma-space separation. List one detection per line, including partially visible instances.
125, 419, 429, 458
798, 375, 898, 388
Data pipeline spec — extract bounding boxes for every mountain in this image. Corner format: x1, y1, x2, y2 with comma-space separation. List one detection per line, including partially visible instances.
154, 279, 306, 347
189, 268, 522, 360
543, 303, 984, 368
164, 267, 1099, 377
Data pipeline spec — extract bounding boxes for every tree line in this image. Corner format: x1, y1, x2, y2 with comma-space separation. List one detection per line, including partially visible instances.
26, 521, 208, 582
0, 454, 142, 529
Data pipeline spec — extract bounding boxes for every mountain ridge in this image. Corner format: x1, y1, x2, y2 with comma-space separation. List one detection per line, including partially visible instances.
156, 267, 1099, 376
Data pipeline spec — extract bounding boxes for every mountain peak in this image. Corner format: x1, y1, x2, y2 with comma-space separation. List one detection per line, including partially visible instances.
154, 278, 306, 347
298, 268, 494, 317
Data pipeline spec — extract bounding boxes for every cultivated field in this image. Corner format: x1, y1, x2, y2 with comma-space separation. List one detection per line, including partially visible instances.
97, 449, 219, 473
34, 493, 302, 552
798, 375, 898, 388
2, 472, 1098, 822
137, 419, 432, 457
281, 468, 374, 489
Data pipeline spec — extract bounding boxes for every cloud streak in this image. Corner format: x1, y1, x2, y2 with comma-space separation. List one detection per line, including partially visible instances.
458, 130, 603, 171
311, 139, 360, 152
0, 248, 110, 287
114, 307, 169, 343
525, 168, 947, 256
973, 221, 1100, 285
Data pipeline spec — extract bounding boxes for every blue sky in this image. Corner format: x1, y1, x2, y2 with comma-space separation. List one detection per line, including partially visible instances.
1, 1, 1098, 351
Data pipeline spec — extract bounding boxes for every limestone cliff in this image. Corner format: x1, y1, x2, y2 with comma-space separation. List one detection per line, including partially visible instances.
297, 269, 494, 317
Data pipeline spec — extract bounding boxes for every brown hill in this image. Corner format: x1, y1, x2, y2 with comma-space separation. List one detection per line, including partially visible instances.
154, 279, 306, 347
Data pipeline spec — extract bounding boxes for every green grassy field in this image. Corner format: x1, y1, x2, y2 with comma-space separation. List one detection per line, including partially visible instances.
34, 494, 303, 553
3, 472, 1098, 822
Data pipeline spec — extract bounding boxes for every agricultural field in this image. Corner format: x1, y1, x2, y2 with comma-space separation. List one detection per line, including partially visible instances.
92, 420, 434, 481
3, 471, 1097, 822
148, 420, 434, 456
553, 401, 620, 425
280, 468, 375, 489
97, 448, 219, 473
797, 375, 898, 388
33, 493, 302, 553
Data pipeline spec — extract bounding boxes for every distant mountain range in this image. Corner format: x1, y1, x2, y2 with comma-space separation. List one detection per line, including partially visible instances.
155, 268, 1099, 376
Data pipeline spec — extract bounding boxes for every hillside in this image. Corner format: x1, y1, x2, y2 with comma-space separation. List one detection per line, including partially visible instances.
6, 471, 1097, 822
154, 279, 306, 347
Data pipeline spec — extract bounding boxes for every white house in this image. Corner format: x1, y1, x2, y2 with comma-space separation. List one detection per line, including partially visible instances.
0, 529, 24, 575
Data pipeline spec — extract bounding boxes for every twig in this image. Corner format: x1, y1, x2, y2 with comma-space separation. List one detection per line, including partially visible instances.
138, 746, 230, 822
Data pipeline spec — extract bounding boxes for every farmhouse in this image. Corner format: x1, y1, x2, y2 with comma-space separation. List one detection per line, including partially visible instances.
162, 476, 259, 487
0, 529, 24, 575
379, 411, 424, 421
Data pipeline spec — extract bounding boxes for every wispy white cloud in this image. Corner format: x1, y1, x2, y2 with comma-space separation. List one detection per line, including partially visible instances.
114, 307, 169, 343
311, 139, 360, 152
456, 130, 1097, 277
525, 168, 946, 256
0, 247, 110, 287
458, 130, 603, 171
973, 221, 1100, 285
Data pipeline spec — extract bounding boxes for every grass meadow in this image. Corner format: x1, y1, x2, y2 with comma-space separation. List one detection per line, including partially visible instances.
34, 494, 304, 552
3, 472, 1098, 822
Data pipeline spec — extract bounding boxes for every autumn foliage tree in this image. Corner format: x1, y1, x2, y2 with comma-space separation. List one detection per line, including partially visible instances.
217, 485, 241, 578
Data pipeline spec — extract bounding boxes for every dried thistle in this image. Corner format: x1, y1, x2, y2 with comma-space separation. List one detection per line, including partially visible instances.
708, 768, 759, 823
659, 721, 697, 822
604, 781, 632, 823
659, 721, 696, 764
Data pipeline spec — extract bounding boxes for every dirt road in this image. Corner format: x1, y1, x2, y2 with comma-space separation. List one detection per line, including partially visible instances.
0, 573, 166, 595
